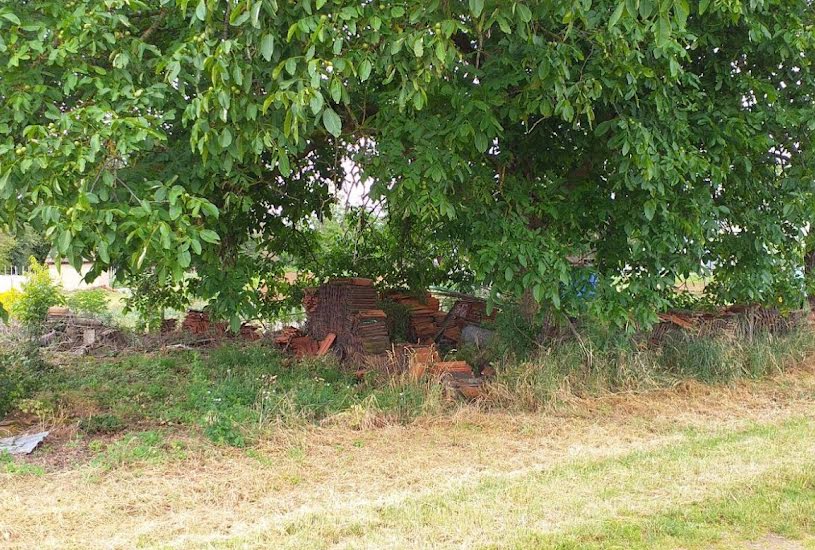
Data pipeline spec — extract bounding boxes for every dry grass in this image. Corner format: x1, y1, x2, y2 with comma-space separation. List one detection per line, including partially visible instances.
2, 362, 815, 548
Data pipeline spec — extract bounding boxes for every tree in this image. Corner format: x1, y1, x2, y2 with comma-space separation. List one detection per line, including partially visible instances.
0, 1, 812, 328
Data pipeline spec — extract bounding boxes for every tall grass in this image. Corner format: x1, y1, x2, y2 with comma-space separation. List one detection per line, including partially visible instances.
484, 325, 815, 411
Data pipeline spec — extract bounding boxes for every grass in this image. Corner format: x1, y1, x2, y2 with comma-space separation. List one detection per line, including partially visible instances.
484, 327, 815, 410
2, 364, 815, 548
29, 345, 445, 447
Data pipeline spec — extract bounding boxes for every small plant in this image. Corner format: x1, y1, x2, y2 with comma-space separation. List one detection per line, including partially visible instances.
65, 289, 111, 320
13, 257, 64, 336
79, 414, 125, 435
0, 451, 45, 476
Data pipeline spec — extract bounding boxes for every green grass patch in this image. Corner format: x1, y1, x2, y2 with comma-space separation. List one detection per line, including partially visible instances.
0, 451, 45, 477
32, 345, 443, 447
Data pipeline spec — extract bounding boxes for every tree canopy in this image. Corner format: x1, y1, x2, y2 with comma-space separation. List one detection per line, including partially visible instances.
0, 0, 813, 327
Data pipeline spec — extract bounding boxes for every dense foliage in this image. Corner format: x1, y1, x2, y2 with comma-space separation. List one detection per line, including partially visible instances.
1, 0, 813, 327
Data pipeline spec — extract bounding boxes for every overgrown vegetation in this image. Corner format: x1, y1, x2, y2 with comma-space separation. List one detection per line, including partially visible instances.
484, 325, 815, 411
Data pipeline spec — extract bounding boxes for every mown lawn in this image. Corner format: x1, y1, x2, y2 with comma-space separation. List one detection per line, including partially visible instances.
1, 355, 815, 549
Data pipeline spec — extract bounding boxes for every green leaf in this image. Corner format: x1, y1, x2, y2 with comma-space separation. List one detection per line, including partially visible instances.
644, 199, 657, 221
309, 92, 324, 115
609, 1, 626, 28
516, 4, 532, 22
178, 249, 192, 268
330, 79, 342, 103
250, 0, 263, 27
199, 230, 220, 244
674, 0, 689, 27
322, 108, 342, 137
474, 133, 489, 153
278, 150, 291, 176
413, 37, 424, 58
195, 0, 206, 21
219, 127, 233, 148
260, 34, 275, 61
359, 59, 372, 82
655, 15, 671, 47
699, 0, 711, 15
469, 0, 485, 17
1, 13, 21, 25
639, 0, 654, 17
56, 232, 71, 255
504, 266, 513, 282
98, 240, 110, 263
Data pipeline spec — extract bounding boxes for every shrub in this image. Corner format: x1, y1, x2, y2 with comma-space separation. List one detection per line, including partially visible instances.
13, 258, 64, 335
66, 288, 111, 319
0, 341, 44, 417
0, 288, 22, 320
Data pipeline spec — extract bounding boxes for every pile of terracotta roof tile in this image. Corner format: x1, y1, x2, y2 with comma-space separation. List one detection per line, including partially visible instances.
385, 292, 444, 343
273, 327, 336, 358
181, 310, 227, 335
406, 344, 483, 399
304, 278, 389, 357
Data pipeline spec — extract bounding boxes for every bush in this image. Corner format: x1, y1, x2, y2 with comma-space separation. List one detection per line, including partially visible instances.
66, 289, 111, 320
0, 288, 22, 320
13, 258, 64, 335
0, 340, 44, 417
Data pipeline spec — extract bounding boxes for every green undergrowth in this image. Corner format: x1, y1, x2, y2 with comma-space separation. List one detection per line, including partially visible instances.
31, 345, 444, 447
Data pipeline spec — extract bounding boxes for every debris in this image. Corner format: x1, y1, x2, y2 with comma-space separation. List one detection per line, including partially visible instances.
273, 326, 303, 347
290, 335, 320, 357
0, 431, 49, 455
160, 318, 177, 333
43, 309, 127, 352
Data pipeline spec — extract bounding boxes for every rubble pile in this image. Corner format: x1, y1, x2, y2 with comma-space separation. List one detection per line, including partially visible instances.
405, 343, 483, 399
43, 307, 127, 353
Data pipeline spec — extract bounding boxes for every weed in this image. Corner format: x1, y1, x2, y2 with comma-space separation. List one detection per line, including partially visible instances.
0, 451, 45, 477
91, 431, 185, 470
79, 414, 125, 435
